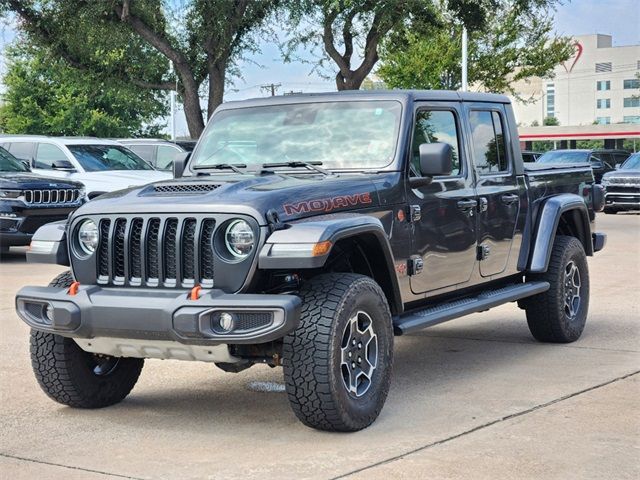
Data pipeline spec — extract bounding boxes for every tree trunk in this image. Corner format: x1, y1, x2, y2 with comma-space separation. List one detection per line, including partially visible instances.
207, 62, 226, 120
176, 68, 205, 138
335, 72, 367, 91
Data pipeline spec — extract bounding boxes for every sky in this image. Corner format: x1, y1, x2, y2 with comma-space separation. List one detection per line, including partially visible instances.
0, 0, 639, 137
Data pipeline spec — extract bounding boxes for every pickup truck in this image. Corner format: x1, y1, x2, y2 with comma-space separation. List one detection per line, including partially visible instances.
16, 91, 606, 432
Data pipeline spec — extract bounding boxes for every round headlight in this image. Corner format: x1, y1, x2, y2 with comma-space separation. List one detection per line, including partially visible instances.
78, 219, 99, 255
225, 219, 254, 258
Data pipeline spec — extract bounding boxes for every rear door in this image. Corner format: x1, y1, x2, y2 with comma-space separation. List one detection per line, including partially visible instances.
467, 105, 520, 277
408, 102, 478, 294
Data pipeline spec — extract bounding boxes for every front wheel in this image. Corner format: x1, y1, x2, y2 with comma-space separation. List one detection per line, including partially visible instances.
524, 236, 590, 343
283, 274, 394, 431
30, 271, 144, 408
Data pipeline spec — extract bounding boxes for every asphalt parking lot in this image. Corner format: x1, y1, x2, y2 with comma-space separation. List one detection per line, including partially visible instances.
0, 213, 638, 480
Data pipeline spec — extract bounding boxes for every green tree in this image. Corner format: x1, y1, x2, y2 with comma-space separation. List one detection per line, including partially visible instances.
377, 1, 573, 96
543, 116, 560, 126
0, 43, 167, 136
2, 0, 280, 138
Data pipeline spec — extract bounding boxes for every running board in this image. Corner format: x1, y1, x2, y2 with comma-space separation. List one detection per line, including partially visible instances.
394, 281, 550, 335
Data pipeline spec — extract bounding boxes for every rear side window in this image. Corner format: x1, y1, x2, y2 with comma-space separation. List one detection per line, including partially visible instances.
35, 143, 68, 169
469, 110, 509, 174
412, 110, 461, 176
156, 145, 181, 170
128, 144, 155, 163
7, 142, 35, 162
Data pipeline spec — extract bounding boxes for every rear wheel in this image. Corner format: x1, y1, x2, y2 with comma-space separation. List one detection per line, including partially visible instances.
524, 236, 589, 343
30, 271, 144, 408
283, 273, 393, 431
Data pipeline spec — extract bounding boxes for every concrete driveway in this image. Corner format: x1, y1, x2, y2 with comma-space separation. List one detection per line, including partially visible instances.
1, 213, 638, 479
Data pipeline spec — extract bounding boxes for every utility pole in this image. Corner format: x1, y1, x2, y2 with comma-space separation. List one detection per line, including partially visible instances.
260, 83, 281, 97
461, 27, 468, 92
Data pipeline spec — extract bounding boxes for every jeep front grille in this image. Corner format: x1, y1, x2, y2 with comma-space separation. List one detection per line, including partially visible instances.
96, 216, 216, 288
23, 188, 81, 204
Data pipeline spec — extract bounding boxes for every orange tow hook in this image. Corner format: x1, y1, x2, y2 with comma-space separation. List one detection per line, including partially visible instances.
189, 285, 202, 300
68, 281, 80, 296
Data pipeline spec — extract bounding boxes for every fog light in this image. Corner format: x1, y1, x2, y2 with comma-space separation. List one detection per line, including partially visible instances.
44, 304, 54, 323
214, 312, 235, 333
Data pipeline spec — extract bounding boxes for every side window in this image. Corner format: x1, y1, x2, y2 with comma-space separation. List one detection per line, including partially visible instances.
7, 142, 35, 162
128, 145, 155, 163
412, 110, 461, 176
35, 143, 68, 169
156, 145, 181, 170
469, 110, 509, 174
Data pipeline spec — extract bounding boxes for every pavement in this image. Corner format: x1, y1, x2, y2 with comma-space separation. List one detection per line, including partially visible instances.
0, 213, 638, 480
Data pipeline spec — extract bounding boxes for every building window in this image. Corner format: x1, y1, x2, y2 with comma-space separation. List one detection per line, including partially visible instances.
595, 62, 612, 73
623, 79, 640, 89
595, 117, 611, 125
596, 98, 611, 109
623, 116, 640, 124
546, 83, 555, 118
623, 97, 640, 108
596, 80, 611, 91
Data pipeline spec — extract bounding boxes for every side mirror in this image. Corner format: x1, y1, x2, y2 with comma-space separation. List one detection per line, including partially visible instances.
419, 142, 453, 177
52, 160, 76, 172
20, 160, 31, 171
615, 164, 621, 170
173, 151, 191, 178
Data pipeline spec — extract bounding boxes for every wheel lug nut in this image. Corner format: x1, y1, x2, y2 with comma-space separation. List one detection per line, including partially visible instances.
351, 362, 356, 369
348, 351, 352, 358
358, 357, 362, 363
358, 342, 362, 348
352, 339, 356, 346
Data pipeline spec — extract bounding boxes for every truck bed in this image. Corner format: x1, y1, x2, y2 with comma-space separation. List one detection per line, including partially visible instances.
524, 163, 594, 205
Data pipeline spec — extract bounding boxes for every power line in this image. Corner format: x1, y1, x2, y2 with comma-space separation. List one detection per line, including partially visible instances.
260, 83, 281, 96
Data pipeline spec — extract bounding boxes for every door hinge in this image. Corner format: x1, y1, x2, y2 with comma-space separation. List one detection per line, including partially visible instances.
408, 256, 424, 276
477, 244, 491, 261
409, 205, 421, 222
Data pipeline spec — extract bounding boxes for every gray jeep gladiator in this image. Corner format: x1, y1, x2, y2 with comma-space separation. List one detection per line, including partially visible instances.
16, 91, 606, 431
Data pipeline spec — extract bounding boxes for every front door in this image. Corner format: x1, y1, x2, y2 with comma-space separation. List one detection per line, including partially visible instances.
408, 103, 478, 294
467, 106, 520, 277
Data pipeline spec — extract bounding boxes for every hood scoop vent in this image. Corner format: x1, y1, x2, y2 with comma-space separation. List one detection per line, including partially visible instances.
152, 183, 221, 194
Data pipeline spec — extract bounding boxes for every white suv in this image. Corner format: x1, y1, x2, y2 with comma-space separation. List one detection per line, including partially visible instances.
1, 136, 171, 198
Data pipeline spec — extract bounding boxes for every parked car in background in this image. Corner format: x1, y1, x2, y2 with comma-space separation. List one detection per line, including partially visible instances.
602, 152, 640, 214
118, 139, 196, 171
536, 149, 630, 183
1, 136, 171, 199
521, 150, 541, 163
0, 146, 84, 251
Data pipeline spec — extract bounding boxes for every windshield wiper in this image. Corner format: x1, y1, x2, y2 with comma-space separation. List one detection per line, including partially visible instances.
193, 163, 248, 174
258, 161, 329, 175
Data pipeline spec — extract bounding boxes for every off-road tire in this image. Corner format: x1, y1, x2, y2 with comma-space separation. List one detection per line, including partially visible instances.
524, 236, 589, 343
30, 270, 144, 408
283, 273, 393, 432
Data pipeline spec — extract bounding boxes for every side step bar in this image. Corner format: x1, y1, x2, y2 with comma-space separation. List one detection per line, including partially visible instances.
394, 281, 550, 335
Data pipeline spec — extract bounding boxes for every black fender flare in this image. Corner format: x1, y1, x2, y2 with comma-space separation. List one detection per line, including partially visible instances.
528, 193, 593, 273
259, 214, 402, 313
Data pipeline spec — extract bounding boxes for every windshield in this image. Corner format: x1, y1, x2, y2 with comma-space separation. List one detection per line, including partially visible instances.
537, 150, 591, 164
621, 153, 640, 170
0, 147, 29, 172
192, 101, 402, 170
67, 145, 153, 172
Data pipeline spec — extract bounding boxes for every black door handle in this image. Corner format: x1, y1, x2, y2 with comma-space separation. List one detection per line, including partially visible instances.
501, 194, 519, 205
457, 199, 478, 210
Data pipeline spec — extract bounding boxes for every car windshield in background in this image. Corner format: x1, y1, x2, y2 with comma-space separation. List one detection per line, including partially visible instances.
67, 145, 153, 172
621, 153, 640, 170
0, 147, 29, 172
192, 101, 402, 171
537, 150, 591, 164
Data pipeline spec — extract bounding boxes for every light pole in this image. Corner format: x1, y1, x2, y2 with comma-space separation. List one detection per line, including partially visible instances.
169, 62, 176, 140
461, 27, 468, 92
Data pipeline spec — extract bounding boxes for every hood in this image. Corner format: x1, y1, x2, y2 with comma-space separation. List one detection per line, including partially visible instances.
75, 172, 391, 224
68, 170, 172, 195
602, 169, 640, 183
0, 171, 84, 190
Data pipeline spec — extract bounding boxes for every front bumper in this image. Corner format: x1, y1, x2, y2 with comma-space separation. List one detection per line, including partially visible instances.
15, 285, 301, 346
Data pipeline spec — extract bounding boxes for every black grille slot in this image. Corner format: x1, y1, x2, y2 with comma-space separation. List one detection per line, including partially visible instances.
153, 183, 220, 194
146, 218, 161, 280
113, 219, 127, 278
163, 218, 179, 281
182, 219, 197, 281
200, 219, 215, 286
129, 218, 143, 279
98, 220, 111, 277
